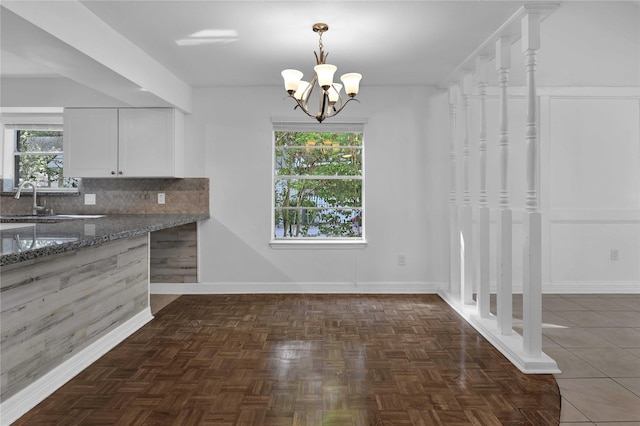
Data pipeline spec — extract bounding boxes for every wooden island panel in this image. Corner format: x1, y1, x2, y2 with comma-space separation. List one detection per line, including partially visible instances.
0, 234, 149, 401
150, 222, 197, 283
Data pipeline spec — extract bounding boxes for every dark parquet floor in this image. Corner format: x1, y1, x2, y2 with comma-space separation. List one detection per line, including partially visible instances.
14, 294, 560, 425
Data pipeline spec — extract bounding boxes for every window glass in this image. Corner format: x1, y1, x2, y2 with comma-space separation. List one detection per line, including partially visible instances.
273, 130, 364, 240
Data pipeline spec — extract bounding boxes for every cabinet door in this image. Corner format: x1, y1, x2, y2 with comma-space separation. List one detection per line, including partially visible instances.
118, 108, 177, 177
63, 108, 118, 177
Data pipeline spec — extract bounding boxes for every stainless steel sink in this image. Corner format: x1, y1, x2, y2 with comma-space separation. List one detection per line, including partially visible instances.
0, 214, 105, 223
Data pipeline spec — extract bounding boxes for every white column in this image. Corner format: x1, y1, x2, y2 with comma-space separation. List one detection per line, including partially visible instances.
496, 37, 513, 335
522, 11, 543, 357
475, 57, 490, 318
449, 84, 461, 296
460, 72, 474, 305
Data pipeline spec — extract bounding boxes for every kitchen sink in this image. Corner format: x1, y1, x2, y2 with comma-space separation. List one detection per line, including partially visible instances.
0, 214, 105, 223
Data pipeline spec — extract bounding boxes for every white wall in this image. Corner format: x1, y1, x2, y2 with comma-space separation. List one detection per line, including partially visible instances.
0, 77, 129, 108
190, 85, 448, 291
539, 2, 639, 292
494, 1, 640, 87
2, 1, 636, 293
441, 1, 640, 293
538, 1, 639, 87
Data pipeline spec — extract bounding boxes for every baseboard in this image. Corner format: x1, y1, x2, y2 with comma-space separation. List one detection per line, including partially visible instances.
462, 282, 639, 294
151, 281, 445, 294
151, 281, 640, 295
542, 281, 640, 294
0, 309, 153, 426
438, 290, 560, 375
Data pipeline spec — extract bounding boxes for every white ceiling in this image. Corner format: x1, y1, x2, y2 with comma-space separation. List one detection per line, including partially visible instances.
1, 1, 528, 92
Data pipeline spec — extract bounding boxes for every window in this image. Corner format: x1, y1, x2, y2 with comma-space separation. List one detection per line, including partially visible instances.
272, 121, 365, 245
2, 112, 78, 191
13, 129, 77, 189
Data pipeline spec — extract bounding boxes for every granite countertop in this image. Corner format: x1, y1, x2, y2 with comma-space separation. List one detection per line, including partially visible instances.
0, 214, 209, 267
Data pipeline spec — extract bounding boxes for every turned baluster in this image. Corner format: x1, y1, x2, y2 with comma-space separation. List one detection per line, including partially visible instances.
449, 84, 461, 296
522, 10, 543, 357
460, 72, 474, 305
476, 57, 490, 318
496, 37, 513, 335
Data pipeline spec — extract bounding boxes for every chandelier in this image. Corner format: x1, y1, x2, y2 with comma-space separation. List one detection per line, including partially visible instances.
281, 23, 362, 123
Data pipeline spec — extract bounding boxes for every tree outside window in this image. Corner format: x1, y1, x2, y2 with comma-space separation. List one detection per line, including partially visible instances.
14, 130, 78, 189
273, 130, 364, 239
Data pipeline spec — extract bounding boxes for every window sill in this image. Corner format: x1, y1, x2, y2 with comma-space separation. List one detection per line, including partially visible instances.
270, 239, 368, 249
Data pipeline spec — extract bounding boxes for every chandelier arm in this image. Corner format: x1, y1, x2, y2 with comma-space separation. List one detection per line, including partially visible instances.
318, 91, 329, 122
288, 95, 317, 119
326, 91, 345, 117
329, 97, 361, 117
318, 88, 324, 118
305, 74, 319, 110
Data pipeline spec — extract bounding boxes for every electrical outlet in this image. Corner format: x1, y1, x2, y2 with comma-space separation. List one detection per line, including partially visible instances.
84, 224, 96, 237
610, 249, 619, 261
398, 254, 406, 266
158, 193, 165, 204
84, 194, 96, 205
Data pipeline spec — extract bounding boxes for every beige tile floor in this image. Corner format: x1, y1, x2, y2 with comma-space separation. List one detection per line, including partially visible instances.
510, 294, 640, 425
151, 293, 640, 425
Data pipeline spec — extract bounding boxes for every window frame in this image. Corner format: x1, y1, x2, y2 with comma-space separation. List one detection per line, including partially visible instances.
1, 110, 79, 193
270, 119, 367, 249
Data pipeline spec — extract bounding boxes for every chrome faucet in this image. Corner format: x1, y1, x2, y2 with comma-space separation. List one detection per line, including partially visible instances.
14, 181, 48, 215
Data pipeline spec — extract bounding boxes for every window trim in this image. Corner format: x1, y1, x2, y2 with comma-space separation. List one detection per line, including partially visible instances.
270, 118, 367, 248
269, 239, 368, 249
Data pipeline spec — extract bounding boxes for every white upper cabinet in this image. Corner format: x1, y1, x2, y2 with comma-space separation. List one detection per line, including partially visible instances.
63, 108, 118, 178
63, 108, 184, 178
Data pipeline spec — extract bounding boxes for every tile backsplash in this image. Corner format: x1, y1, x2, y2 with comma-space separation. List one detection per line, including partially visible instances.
0, 178, 209, 215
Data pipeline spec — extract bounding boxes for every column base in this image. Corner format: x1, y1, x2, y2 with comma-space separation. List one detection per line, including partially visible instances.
439, 289, 560, 374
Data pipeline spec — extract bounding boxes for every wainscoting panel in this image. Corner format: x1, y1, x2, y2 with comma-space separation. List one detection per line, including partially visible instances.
545, 96, 640, 291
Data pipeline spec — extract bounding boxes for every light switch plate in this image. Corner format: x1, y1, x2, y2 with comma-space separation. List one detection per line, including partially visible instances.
158, 193, 166, 204
84, 194, 96, 205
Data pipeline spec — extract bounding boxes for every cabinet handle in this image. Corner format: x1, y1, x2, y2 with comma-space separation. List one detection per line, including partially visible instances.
111, 171, 116, 175
118, 171, 123, 175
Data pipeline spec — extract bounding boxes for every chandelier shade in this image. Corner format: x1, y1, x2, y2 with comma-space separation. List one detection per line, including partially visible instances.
281, 69, 304, 93
340, 73, 362, 97
281, 23, 361, 123
293, 81, 310, 100
327, 83, 342, 103
294, 81, 310, 101
313, 64, 337, 89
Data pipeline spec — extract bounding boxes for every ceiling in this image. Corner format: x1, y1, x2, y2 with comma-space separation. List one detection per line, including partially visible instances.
1, 1, 531, 90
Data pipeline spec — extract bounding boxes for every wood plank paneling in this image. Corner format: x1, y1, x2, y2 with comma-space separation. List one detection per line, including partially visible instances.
0, 235, 149, 401
150, 222, 197, 283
